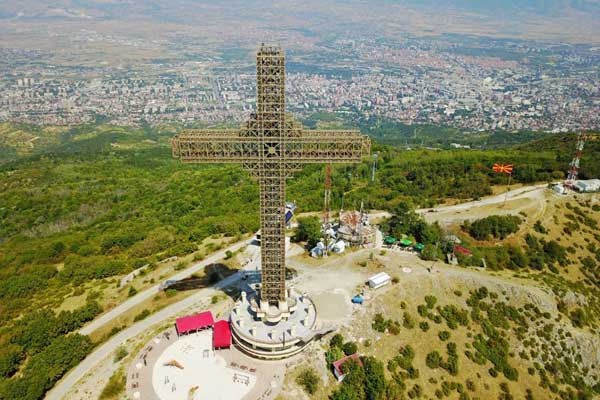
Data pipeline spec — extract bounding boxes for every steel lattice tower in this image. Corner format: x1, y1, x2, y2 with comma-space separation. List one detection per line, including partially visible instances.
566, 131, 587, 187
172, 45, 370, 312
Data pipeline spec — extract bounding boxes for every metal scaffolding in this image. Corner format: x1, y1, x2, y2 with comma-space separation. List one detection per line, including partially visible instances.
172, 45, 371, 307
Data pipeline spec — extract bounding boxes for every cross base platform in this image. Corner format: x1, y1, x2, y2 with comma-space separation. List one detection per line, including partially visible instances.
229, 288, 318, 359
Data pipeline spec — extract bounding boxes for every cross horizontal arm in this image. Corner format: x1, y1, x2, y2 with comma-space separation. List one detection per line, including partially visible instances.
296, 130, 371, 163
171, 129, 371, 164
172, 129, 261, 163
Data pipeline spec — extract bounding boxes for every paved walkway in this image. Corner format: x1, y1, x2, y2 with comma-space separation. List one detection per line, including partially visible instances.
127, 326, 293, 400
46, 271, 243, 400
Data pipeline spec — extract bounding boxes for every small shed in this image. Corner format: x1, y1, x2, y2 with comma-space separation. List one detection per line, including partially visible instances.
175, 311, 214, 336
574, 179, 600, 193
212, 320, 232, 349
332, 353, 362, 382
368, 272, 391, 289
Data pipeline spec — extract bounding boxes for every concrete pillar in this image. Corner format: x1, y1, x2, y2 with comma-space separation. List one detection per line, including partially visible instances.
250, 326, 257, 337
260, 299, 269, 313
270, 329, 277, 340
290, 325, 296, 336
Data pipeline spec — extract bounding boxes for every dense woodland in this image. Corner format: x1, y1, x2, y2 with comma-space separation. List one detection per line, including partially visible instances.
0, 122, 598, 399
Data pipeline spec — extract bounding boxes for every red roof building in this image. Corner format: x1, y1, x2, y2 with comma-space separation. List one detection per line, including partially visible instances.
212, 320, 232, 349
175, 311, 214, 336
332, 353, 362, 382
454, 245, 473, 256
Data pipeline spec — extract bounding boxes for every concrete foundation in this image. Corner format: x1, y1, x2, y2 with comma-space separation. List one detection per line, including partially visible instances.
230, 288, 318, 360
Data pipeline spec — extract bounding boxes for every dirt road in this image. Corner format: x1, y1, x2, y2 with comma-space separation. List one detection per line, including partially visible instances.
418, 184, 550, 225
79, 238, 253, 336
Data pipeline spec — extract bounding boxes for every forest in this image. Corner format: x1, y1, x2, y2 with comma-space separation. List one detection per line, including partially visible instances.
0, 122, 598, 399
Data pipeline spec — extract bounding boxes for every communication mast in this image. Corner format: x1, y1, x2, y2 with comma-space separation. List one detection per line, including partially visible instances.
371, 152, 379, 182
565, 131, 587, 188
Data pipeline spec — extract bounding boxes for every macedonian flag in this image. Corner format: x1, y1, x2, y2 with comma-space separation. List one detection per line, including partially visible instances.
493, 163, 513, 174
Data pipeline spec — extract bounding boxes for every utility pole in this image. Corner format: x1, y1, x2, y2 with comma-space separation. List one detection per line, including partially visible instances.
371, 152, 379, 182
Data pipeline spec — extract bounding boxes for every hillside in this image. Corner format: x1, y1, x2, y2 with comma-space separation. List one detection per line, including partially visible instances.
279, 189, 600, 400
516, 132, 600, 180
0, 122, 599, 399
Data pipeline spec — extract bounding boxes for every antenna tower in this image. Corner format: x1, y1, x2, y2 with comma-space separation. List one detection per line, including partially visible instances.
565, 131, 587, 188
371, 152, 379, 182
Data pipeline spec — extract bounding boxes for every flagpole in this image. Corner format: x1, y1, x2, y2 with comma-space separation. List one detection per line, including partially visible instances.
503, 172, 512, 207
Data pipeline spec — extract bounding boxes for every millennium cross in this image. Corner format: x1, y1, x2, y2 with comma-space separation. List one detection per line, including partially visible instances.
172, 45, 370, 315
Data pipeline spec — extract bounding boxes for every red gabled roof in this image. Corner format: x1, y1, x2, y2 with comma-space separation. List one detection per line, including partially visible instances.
332, 353, 362, 377
212, 320, 232, 349
454, 245, 473, 256
175, 311, 214, 335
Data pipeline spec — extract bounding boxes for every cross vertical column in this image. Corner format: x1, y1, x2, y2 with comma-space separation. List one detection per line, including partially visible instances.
256, 45, 288, 308
256, 44, 285, 133
258, 172, 287, 307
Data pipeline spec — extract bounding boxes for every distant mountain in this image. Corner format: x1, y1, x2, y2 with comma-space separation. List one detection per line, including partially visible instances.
2, 0, 599, 20
400, 0, 600, 14
0, 0, 598, 44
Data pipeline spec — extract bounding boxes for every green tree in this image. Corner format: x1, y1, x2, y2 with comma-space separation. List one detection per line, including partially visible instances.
337, 360, 366, 399
422, 244, 439, 261
294, 216, 321, 248
326, 346, 344, 365
426, 351, 442, 369
1, 334, 93, 400
463, 215, 521, 241
330, 333, 344, 349
343, 341, 358, 356
296, 368, 320, 395
114, 346, 128, 363
128, 286, 138, 297
0, 345, 24, 378
99, 370, 126, 399
363, 356, 386, 400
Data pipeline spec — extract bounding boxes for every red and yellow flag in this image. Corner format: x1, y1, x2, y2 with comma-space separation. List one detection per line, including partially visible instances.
493, 163, 513, 174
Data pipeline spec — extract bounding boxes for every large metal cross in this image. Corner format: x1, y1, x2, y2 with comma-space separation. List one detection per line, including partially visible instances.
172, 45, 370, 309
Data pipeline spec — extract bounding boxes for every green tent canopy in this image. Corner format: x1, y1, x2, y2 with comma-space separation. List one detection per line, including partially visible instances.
414, 243, 425, 251
400, 239, 413, 246
384, 236, 397, 245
